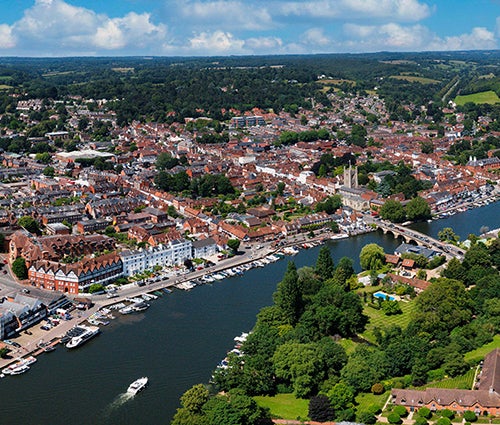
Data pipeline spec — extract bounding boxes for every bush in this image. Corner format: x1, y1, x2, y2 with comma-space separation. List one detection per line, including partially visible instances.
418, 407, 431, 419
463, 411, 477, 422
436, 417, 451, 425
357, 411, 377, 425
441, 409, 454, 420
414, 416, 428, 425
388, 413, 402, 424
393, 406, 408, 417
371, 383, 385, 395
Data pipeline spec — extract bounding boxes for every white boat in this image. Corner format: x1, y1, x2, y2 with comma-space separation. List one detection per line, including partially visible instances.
132, 302, 150, 312
2, 356, 37, 375
66, 326, 100, 349
10, 364, 30, 375
127, 377, 148, 395
119, 306, 134, 314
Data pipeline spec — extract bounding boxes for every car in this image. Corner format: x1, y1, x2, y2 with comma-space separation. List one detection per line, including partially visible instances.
2, 270, 7, 274
22, 288, 30, 294
11, 341, 21, 348
40, 325, 51, 331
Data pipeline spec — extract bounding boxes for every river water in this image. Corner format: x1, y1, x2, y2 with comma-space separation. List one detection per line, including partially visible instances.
0, 202, 498, 425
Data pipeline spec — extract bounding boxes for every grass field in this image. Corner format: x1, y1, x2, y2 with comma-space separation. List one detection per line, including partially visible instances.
421, 368, 475, 390
355, 391, 389, 413
0, 84, 12, 90
464, 334, 500, 363
454, 90, 500, 105
254, 394, 309, 420
338, 338, 359, 355
361, 300, 416, 343
390, 75, 440, 84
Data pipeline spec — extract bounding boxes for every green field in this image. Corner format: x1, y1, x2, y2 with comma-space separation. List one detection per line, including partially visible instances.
454, 90, 500, 105
464, 334, 500, 363
355, 391, 389, 412
421, 368, 475, 390
361, 300, 416, 343
254, 394, 309, 420
390, 75, 440, 84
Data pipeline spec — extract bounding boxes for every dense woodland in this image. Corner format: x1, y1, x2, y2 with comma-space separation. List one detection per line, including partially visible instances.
171, 240, 500, 424
1, 51, 500, 127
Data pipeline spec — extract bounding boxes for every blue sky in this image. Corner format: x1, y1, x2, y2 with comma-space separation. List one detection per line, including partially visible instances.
0, 0, 499, 56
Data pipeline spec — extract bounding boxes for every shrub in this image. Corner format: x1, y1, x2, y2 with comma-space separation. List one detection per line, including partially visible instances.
368, 404, 382, 415
357, 411, 377, 425
393, 406, 408, 417
371, 383, 385, 395
441, 409, 454, 420
418, 407, 431, 419
388, 413, 402, 424
436, 417, 451, 425
463, 411, 477, 422
414, 416, 428, 425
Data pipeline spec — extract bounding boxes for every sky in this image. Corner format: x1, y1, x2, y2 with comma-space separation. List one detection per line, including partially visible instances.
0, 0, 499, 57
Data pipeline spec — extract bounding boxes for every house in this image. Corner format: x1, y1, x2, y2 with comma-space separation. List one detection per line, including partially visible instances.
192, 237, 218, 259
391, 349, 500, 415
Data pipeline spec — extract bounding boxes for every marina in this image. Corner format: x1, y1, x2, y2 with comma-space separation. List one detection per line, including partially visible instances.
0, 202, 497, 424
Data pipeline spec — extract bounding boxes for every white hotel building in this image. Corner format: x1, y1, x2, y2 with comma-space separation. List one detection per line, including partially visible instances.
120, 239, 193, 276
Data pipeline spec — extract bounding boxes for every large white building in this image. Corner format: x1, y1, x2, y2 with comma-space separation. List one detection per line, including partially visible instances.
120, 239, 193, 276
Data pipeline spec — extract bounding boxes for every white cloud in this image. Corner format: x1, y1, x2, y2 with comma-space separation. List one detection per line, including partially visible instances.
8, 0, 166, 54
175, 0, 274, 31
301, 28, 331, 46
278, 0, 430, 22
342, 23, 497, 52
428, 27, 497, 51
187, 30, 246, 54
0, 25, 15, 49
244, 36, 283, 51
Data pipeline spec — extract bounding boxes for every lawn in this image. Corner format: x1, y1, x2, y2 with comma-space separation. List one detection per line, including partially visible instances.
361, 300, 416, 343
464, 334, 500, 363
454, 90, 500, 105
355, 391, 389, 413
390, 75, 440, 84
338, 338, 359, 355
254, 394, 309, 420
420, 368, 475, 390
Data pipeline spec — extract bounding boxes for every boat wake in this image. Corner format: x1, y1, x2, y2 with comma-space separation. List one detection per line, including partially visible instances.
101, 392, 134, 417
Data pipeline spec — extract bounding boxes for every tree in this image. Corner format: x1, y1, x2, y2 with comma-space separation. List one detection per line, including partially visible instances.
414, 278, 472, 338
360, 243, 385, 271
405, 197, 431, 221
12, 257, 28, 279
327, 382, 355, 412
371, 383, 384, 395
88, 283, 104, 293
180, 384, 209, 413
227, 239, 240, 254
358, 411, 377, 425
379, 200, 406, 223
316, 246, 335, 280
273, 262, 303, 326
463, 411, 477, 422
438, 227, 459, 243
156, 152, 179, 170
17, 215, 40, 234
308, 395, 335, 422
420, 141, 434, 154
43, 166, 55, 177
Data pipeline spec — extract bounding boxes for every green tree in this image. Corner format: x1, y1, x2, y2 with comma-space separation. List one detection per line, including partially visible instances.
360, 243, 385, 271
156, 152, 179, 170
405, 197, 431, 221
316, 246, 335, 280
438, 227, 459, 243
227, 239, 240, 254
12, 257, 28, 279
273, 262, 303, 326
420, 141, 434, 154
327, 382, 355, 412
18, 215, 40, 234
308, 395, 335, 422
414, 278, 472, 338
379, 200, 406, 223
180, 384, 210, 413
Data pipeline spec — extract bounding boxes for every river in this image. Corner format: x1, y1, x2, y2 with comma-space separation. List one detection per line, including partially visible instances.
0, 202, 498, 425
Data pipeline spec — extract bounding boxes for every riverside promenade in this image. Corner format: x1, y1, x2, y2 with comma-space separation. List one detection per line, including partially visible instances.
0, 238, 301, 371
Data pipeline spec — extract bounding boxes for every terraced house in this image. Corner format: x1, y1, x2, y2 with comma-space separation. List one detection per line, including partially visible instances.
391, 349, 500, 416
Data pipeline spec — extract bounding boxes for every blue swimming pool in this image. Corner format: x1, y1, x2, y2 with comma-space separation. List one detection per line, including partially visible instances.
373, 291, 396, 301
